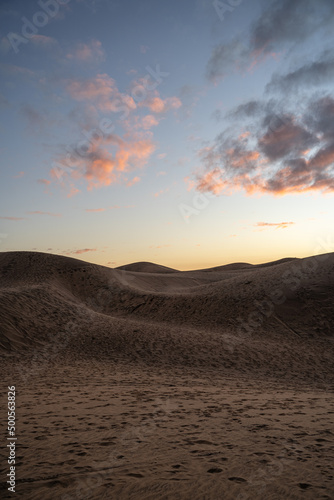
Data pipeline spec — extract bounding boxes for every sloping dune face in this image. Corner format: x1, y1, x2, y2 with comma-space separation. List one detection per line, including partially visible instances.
0, 251, 334, 383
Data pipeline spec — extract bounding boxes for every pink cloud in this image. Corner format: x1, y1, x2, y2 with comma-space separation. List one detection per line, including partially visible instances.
85, 208, 106, 212
26, 211, 61, 217
30, 35, 58, 48
70, 248, 97, 255
154, 187, 169, 197
37, 179, 51, 186
0, 64, 35, 78
66, 39, 105, 62
140, 95, 182, 113
126, 176, 140, 187
66, 74, 136, 113
14, 171, 24, 178
130, 78, 182, 114
0, 216, 25, 220
141, 114, 159, 129
67, 187, 80, 198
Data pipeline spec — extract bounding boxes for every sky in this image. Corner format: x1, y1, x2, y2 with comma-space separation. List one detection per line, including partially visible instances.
0, 0, 334, 270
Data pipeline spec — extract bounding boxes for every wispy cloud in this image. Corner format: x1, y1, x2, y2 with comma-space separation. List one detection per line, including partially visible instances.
206, 0, 334, 83
126, 176, 140, 187
0, 216, 26, 220
85, 208, 106, 212
14, 171, 24, 178
26, 211, 62, 217
66, 39, 105, 62
37, 179, 51, 186
20, 104, 45, 128
67, 248, 97, 255
30, 35, 58, 49
254, 221, 295, 230
266, 50, 334, 93
65, 73, 137, 114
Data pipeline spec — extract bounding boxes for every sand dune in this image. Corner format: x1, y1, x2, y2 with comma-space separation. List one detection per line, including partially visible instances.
116, 261, 178, 273
0, 251, 333, 499
0, 250, 333, 381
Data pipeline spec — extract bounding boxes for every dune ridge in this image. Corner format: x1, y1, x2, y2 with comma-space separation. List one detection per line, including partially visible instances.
0, 250, 333, 385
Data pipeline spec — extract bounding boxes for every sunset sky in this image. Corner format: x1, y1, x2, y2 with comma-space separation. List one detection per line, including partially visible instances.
1, 0, 334, 270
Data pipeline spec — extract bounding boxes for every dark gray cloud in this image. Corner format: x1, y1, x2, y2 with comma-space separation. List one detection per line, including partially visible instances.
206, 0, 334, 83
20, 104, 45, 127
266, 51, 334, 92
230, 100, 264, 118
258, 115, 317, 161
193, 93, 334, 195
251, 0, 332, 51
305, 95, 334, 140
206, 39, 249, 82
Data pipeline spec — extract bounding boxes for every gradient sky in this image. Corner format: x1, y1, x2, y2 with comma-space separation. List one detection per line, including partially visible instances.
1, 0, 334, 270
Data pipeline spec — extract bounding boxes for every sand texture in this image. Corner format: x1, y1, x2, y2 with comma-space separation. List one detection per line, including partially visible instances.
0, 250, 334, 499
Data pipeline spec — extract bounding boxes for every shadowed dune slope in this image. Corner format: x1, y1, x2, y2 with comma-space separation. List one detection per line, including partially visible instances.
0, 251, 333, 383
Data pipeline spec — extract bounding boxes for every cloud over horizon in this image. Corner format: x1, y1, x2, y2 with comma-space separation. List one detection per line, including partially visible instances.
191, 93, 334, 196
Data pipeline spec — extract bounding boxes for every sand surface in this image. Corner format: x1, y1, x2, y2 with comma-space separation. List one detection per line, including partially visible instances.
0, 251, 334, 499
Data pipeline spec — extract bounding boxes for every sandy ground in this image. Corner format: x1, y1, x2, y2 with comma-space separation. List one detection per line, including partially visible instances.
0, 251, 334, 498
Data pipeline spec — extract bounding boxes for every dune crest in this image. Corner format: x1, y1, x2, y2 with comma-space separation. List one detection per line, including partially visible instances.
0, 250, 333, 385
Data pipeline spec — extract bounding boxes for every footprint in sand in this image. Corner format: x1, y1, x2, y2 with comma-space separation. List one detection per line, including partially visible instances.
228, 477, 247, 483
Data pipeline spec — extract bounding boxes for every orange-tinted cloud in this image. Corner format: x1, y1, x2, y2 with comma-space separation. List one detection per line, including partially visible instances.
85, 208, 106, 212
126, 176, 140, 187
254, 221, 295, 230
52, 134, 155, 190
196, 169, 229, 195
67, 186, 80, 198
192, 96, 334, 196
66, 74, 136, 114
154, 187, 169, 197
